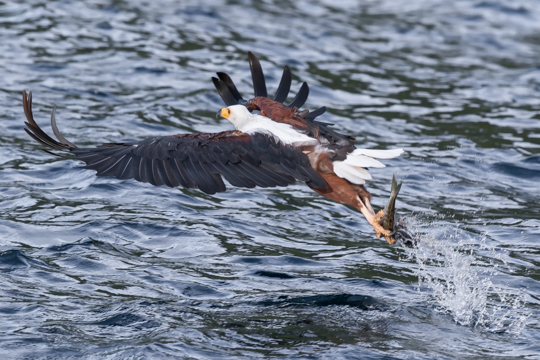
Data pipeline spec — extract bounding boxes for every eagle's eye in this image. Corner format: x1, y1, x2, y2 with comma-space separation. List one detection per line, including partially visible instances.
221, 108, 232, 119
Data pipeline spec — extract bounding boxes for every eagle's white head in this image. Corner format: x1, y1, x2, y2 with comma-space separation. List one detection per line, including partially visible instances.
220, 105, 253, 130
219, 104, 316, 145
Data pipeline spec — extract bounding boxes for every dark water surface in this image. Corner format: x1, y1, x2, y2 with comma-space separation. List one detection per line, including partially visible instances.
1, 0, 539, 358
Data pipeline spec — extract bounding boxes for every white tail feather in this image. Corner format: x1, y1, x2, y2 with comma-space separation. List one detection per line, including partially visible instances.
332, 148, 404, 184
343, 154, 385, 168
333, 162, 366, 185
351, 148, 404, 159
350, 165, 372, 180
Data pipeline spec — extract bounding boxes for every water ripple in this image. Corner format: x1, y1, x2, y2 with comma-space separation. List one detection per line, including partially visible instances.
1, 0, 539, 358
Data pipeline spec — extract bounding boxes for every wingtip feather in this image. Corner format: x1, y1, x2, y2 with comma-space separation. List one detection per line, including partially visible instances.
273, 65, 292, 103
288, 82, 309, 109
248, 52, 268, 98
22, 91, 76, 152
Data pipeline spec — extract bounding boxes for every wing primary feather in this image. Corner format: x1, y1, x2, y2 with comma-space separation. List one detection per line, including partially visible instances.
22, 91, 34, 127
168, 158, 190, 188
304, 170, 328, 189
194, 160, 225, 194
25, 121, 64, 150
182, 157, 223, 194
151, 159, 165, 186
50, 105, 77, 148
212, 77, 238, 106
202, 163, 227, 193
297, 166, 328, 189
154, 159, 173, 187
129, 155, 142, 182
228, 162, 259, 188
42, 149, 62, 157
248, 52, 268, 98
288, 82, 309, 109
138, 156, 148, 183
208, 161, 256, 188
172, 158, 196, 188
22, 91, 74, 150
162, 159, 181, 187
233, 162, 276, 188
180, 158, 203, 188
271, 158, 327, 189
75, 145, 131, 158
275, 162, 309, 182
145, 157, 157, 185
87, 156, 121, 175
305, 106, 327, 120
256, 164, 296, 187
216, 72, 245, 104
82, 154, 111, 167
273, 65, 292, 103
73, 152, 107, 164
116, 155, 135, 180
95, 155, 126, 177
24, 127, 60, 150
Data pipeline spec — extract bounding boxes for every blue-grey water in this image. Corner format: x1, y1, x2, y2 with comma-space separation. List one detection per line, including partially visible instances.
1, 0, 539, 358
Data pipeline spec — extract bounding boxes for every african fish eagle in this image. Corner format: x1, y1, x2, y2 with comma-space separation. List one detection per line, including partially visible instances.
22, 52, 403, 244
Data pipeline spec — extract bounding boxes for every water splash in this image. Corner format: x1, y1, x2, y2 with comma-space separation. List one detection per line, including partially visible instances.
400, 216, 529, 335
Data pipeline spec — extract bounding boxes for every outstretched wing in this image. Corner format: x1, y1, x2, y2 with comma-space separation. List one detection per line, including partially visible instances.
23, 91, 327, 195
212, 52, 326, 121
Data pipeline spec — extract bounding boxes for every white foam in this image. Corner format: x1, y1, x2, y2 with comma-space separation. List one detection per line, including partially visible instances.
400, 216, 529, 334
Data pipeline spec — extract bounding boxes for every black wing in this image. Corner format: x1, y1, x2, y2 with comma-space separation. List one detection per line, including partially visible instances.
212, 52, 326, 119
23, 91, 327, 195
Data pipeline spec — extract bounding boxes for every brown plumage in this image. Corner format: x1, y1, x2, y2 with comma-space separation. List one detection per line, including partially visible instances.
22, 52, 403, 244
22, 91, 327, 195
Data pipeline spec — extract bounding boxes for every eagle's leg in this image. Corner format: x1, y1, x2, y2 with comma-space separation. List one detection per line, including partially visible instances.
356, 194, 394, 244
310, 171, 393, 243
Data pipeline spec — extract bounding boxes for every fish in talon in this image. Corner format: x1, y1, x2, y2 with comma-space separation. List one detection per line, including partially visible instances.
379, 174, 415, 245
383, 174, 402, 244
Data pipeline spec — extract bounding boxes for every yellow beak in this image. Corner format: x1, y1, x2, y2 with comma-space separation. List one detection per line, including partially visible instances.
220, 107, 231, 119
